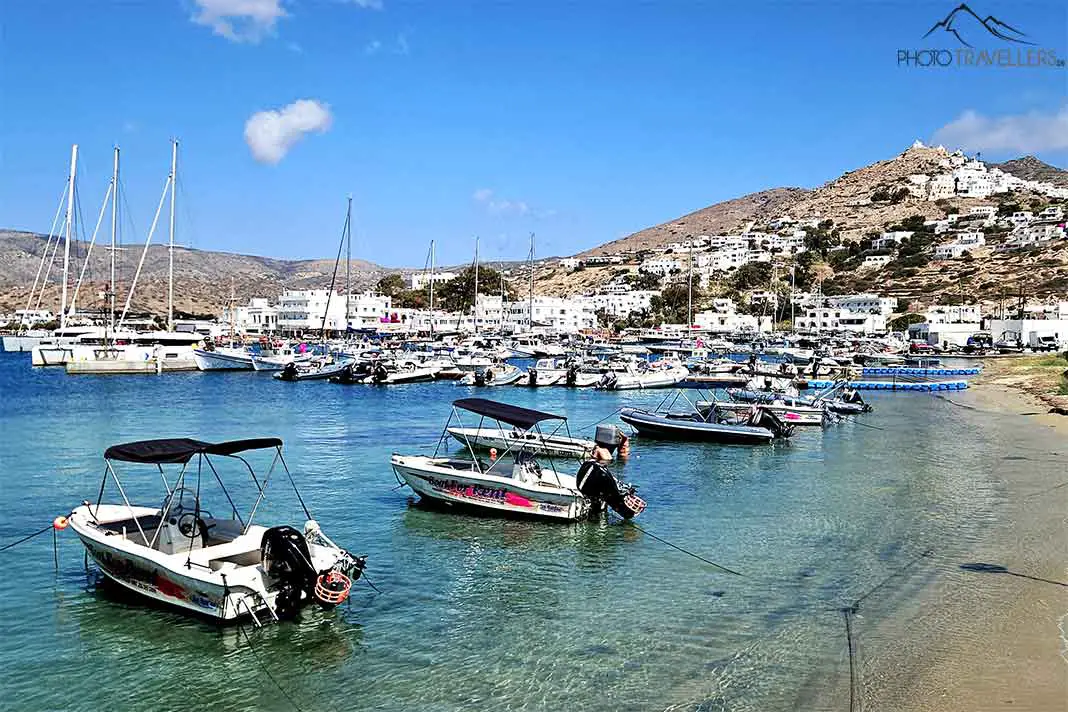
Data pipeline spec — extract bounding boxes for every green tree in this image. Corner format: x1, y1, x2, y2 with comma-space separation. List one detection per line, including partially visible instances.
729, 262, 773, 291
375, 273, 407, 297
434, 265, 518, 312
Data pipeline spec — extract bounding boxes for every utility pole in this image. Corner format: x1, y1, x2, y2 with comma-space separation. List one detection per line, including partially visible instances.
473, 236, 480, 335
528, 232, 535, 332
60, 144, 78, 330
429, 239, 435, 339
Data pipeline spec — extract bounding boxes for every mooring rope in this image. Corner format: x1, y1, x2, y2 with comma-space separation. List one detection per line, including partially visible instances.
237, 624, 307, 712
616, 516, 744, 576
572, 407, 623, 433
0, 524, 54, 553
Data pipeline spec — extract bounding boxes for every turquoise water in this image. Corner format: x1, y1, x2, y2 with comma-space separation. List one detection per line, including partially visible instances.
0, 353, 1047, 711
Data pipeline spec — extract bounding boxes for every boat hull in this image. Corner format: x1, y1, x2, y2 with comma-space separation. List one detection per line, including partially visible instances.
391, 455, 588, 521
620, 408, 775, 444
193, 349, 254, 371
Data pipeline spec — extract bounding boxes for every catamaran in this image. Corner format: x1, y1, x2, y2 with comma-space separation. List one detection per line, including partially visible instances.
391, 398, 645, 521
65, 437, 366, 625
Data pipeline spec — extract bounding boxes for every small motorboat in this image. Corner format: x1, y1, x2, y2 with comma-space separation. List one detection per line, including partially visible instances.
457, 362, 524, 386
274, 355, 353, 382
696, 398, 828, 426
597, 360, 689, 390
251, 346, 314, 371
729, 383, 872, 415
517, 358, 568, 387
445, 424, 599, 459
620, 391, 791, 444
65, 437, 365, 624
392, 398, 645, 521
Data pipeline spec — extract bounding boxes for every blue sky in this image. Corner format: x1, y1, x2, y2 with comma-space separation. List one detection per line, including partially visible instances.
1, 0, 1066, 267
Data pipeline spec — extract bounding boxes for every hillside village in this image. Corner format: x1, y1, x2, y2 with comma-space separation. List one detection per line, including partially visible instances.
3, 143, 1066, 348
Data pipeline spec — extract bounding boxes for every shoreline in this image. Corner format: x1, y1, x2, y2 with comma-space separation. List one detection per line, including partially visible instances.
860, 380, 1067, 711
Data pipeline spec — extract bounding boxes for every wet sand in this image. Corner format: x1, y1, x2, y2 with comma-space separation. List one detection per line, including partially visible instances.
860, 382, 1067, 712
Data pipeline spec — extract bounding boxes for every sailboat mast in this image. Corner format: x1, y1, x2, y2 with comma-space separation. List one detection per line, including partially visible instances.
474, 237, 480, 335
429, 239, 435, 338
528, 232, 534, 331
61, 144, 78, 330
109, 147, 119, 337
687, 241, 693, 338
345, 195, 352, 334
167, 139, 177, 331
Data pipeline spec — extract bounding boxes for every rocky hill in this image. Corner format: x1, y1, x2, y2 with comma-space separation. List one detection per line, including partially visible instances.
993, 156, 1068, 188
0, 230, 382, 318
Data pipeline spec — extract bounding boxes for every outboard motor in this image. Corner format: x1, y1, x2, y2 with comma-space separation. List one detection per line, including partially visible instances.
566, 365, 578, 386
261, 526, 317, 620
527, 368, 538, 386
576, 461, 645, 519
751, 407, 793, 439
280, 362, 299, 381
598, 371, 617, 390
473, 369, 487, 386
372, 362, 389, 383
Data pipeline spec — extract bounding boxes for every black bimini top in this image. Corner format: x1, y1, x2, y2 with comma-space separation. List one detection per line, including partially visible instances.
104, 437, 283, 464
453, 398, 565, 431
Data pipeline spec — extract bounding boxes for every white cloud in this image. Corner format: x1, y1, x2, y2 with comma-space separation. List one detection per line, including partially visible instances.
244, 99, 333, 164
339, 0, 383, 8
191, 0, 287, 43
395, 33, 409, 55
472, 188, 530, 216
932, 107, 1068, 154
364, 39, 382, 55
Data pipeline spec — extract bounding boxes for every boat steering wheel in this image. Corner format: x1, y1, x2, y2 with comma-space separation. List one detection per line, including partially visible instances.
176, 512, 210, 547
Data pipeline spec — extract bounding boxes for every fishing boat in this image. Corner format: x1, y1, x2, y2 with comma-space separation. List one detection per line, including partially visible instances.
391, 398, 645, 521
193, 344, 254, 371
64, 437, 365, 625
517, 358, 568, 387
620, 391, 791, 444
250, 346, 313, 371
457, 362, 524, 386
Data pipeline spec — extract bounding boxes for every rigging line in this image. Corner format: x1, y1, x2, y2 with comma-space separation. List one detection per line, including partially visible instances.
361, 571, 383, 594
615, 515, 744, 576
236, 625, 307, 712
0, 524, 54, 553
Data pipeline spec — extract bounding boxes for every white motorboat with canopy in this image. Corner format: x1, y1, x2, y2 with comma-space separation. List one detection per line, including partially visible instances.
391, 398, 644, 521
444, 397, 600, 459
66, 437, 365, 625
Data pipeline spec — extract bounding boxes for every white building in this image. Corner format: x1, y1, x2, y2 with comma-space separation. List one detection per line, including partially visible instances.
409, 271, 459, 291
508, 296, 596, 332
924, 304, 982, 324
825, 294, 898, 316
872, 231, 913, 250
692, 309, 770, 334
639, 257, 684, 277
580, 290, 657, 317
862, 254, 893, 269
794, 307, 887, 334
558, 257, 580, 270
1037, 206, 1064, 221
277, 289, 348, 334
221, 298, 278, 335
347, 292, 393, 329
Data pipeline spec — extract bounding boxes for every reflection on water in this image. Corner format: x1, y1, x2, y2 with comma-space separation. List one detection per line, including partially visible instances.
0, 354, 1057, 711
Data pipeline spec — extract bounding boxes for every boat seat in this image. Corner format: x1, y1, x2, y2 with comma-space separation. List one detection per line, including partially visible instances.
186, 536, 263, 568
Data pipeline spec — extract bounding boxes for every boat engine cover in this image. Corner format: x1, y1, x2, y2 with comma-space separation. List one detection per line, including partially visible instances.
261, 526, 318, 618
576, 461, 644, 519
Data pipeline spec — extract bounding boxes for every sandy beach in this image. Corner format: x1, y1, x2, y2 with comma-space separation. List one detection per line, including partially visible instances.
861, 380, 1068, 712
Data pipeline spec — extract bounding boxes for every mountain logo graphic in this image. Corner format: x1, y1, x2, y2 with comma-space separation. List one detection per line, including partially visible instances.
923, 4, 1034, 48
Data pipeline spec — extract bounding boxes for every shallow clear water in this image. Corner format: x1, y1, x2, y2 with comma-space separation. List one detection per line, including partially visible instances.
0, 353, 1054, 711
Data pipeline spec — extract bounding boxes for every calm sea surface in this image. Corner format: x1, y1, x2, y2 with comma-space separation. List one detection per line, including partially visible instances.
0, 352, 1054, 711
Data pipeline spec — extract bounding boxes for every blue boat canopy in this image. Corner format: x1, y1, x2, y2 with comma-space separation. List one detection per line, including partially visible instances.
453, 398, 565, 430
104, 437, 283, 464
